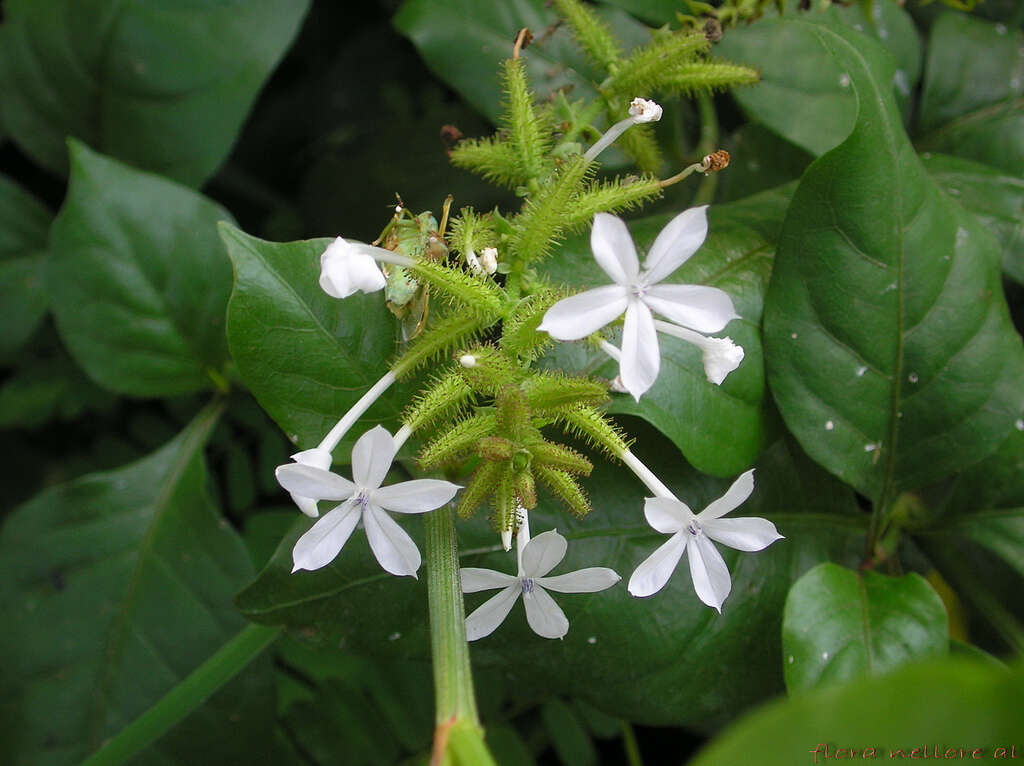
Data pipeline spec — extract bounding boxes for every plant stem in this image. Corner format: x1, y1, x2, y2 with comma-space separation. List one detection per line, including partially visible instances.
693, 91, 719, 205
79, 624, 281, 766
621, 721, 645, 766
424, 506, 497, 765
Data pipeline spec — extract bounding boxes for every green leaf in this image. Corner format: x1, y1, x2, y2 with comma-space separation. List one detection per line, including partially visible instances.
782, 563, 948, 693
717, 3, 921, 156
0, 351, 114, 429
47, 142, 234, 396
220, 224, 417, 452
714, 124, 812, 204
0, 0, 310, 186
237, 426, 867, 727
544, 185, 792, 477
762, 21, 1024, 502
0, 405, 274, 765
916, 13, 1024, 176
922, 152, 1024, 284
394, 0, 650, 123
689, 659, 1024, 766
0, 175, 52, 359
541, 698, 597, 766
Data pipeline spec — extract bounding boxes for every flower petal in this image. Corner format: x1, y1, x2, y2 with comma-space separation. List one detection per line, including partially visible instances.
538, 286, 629, 340
642, 284, 739, 334
521, 529, 568, 578
643, 496, 692, 534
687, 534, 731, 612
319, 238, 387, 298
697, 469, 756, 521
291, 448, 333, 470
351, 425, 396, 490
275, 463, 356, 501
291, 499, 361, 572
460, 567, 518, 593
642, 206, 708, 284
591, 213, 640, 286
290, 493, 321, 519
702, 516, 783, 552
465, 585, 521, 641
700, 336, 745, 385
523, 585, 570, 639
627, 532, 687, 597
373, 479, 461, 514
363, 504, 421, 577
537, 567, 620, 593
620, 300, 660, 401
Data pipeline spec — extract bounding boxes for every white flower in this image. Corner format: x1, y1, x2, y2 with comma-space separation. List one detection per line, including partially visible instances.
275, 425, 460, 576
462, 529, 620, 640
319, 236, 387, 299
538, 208, 740, 400
479, 247, 499, 274
285, 447, 333, 518
629, 97, 663, 123
652, 321, 745, 385
627, 469, 782, 611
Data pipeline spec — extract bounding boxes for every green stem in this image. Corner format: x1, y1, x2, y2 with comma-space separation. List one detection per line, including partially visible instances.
621, 721, 645, 766
79, 624, 281, 766
424, 506, 498, 764
693, 91, 719, 205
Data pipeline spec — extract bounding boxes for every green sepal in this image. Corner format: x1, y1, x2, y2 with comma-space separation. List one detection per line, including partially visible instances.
514, 467, 538, 510
491, 468, 520, 535
499, 58, 552, 183
394, 313, 491, 376
526, 440, 593, 476
522, 372, 609, 412
564, 176, 663, 232
411, 260, 504, 315
551, 0, 622, 71
495, 386, 531, 441
456, 460, 505, 519
403, 371, 475, 433
607, 31, 710, 98
459, 346, 521, 395
661, 61, 760, 95
553, 404, 632, 460
510, 156, 592, 264
449, 136, 523, 189
447, 208, 498, 262
499, 289, 567, 361
419, 412, 498, 469
534, 464, 591, 518
478, 436, 513, 462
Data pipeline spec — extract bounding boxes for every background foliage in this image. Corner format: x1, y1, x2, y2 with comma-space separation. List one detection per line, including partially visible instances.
1, 1, 1022, 764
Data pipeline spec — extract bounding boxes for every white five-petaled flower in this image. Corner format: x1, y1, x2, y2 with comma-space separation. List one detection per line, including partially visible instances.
538, 207, 740, 401
319, 236, 387, 299
275, 425, 460, 576
627, 469, 783, 612
462, 529, 620, 640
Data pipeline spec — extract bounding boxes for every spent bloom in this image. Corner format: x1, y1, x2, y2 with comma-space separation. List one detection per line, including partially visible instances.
538, 207, 741, 400
319, 236, 387, 298
462, 529, 620, 640
627, 469, 782, 611
275, 425, 460, 576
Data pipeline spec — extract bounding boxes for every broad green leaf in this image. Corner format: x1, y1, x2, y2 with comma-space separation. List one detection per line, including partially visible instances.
0, 175, 52, 359
541, 698, 597, 766
0, 0, 310, 186
932, 422, 1024, 520
689, 659, 1024, 766
922, 153, 1024, 284
0, 405, 273, 765
923, 510, 1024, 581
917, 14, 1024, 176
715, 124, 812, 204
237, 427, 866, 727
0, 352, 113, 429
394, 0, 649, 123
762, 22, 1024, 502
48, 142, 234, 396
543, 186, 791, 477
782, 563, 948, 693
220, 224, 417, 453
717, 3, 921, 156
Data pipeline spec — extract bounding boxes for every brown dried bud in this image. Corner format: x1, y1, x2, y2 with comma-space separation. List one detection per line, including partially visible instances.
702, 149, 731, 173
440, 124, 463, 151
704, 18, 723, 43
512, 27, 533, 59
